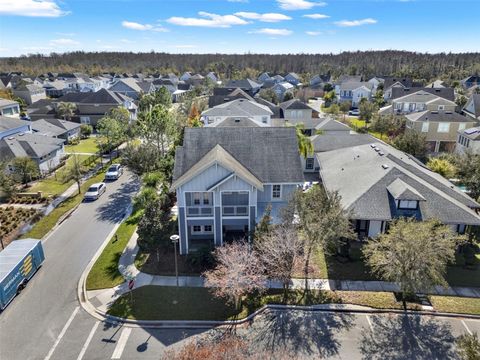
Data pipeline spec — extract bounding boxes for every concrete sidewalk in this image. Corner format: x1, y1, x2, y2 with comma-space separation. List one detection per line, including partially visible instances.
85, 232, 480, 314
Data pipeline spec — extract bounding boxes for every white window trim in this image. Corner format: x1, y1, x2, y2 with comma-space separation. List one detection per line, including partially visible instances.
421, 122, 429, 132
272, 184, 282, 200
191, 225, 213, 234
437, 122, 450, 133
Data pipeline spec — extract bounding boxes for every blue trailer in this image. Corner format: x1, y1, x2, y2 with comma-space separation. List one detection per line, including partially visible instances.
0, 239, 45, 310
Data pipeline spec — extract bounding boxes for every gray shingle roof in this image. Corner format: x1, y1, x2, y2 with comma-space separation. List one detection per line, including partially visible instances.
202, 99, 273, 118
279, 99, 311, 110
311, 133, 376, 152
391, 87, 455, 101
317, 142, 480, 225
0, 133, 64, 160
31, 118, 80, 137
405, 110, 472, 123
173, 127, 304, 184
0, 99, 19, 108
225, 79, 261, 90
0, 116, 31, 132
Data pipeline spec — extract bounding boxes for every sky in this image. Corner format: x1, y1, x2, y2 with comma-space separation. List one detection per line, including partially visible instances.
0, 0, 478, 57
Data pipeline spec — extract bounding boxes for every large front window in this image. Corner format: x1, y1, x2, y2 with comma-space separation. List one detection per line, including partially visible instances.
222, 191, 249, 216
186, 192, 213, 217
438, 122, 450, 133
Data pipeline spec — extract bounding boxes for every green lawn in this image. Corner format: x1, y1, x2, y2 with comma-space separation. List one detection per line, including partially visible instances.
22, 170, 108, 239
65, 137, 99, 154
348, 118, 387, 141
446, 253, 480, 287
429, 296, 480, 315
107, 286, 423, 321
29, 155, 91, 197
86, 207, 143, 290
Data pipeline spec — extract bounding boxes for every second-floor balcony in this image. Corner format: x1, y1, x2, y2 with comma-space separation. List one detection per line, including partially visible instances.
222, 191, 249, 217
186, 206, 214, 217
222, 205, 249, 217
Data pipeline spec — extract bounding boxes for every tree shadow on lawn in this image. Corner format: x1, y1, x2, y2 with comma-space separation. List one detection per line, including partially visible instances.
95, 179, 139, 223
360, 314, 457, 360
251, 307, 354, 358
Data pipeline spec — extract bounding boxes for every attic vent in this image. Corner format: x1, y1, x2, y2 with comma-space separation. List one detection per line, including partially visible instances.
18, 133, 25, 136
431, 111, 438, 114
445, 111, 452, 114
7, 137, 14, 140
374, 147, 380, 152
378, 152, 385, 156
234, 118, 240, 123
382, 164, 389, 170
370, 144, 376, 148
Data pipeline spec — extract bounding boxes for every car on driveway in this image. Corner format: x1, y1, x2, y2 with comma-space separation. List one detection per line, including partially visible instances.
84, 182, 106, 201
105, 164, 123, 181
348, 108, 360, 116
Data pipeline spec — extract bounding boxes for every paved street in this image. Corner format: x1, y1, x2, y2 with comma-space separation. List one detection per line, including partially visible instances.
0, 171, 139, 360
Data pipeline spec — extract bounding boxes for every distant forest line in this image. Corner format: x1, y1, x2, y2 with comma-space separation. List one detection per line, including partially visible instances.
1, 51, 479, 82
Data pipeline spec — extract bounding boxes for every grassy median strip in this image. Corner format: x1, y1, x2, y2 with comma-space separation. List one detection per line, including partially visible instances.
86, 207, 143, 290
22, 171, 107, 240
107, 286, 424, 321
429, 296, 480, 315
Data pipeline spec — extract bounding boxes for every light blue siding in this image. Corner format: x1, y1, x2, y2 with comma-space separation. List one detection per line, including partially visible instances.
178, 207, 187, 255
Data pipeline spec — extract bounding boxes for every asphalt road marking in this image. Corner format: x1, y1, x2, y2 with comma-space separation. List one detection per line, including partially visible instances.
461, 320, 472, 335
111, 327, 132, 359
44, 306, 80, 360
76, 321, 100, 360
366, 315, 374, 333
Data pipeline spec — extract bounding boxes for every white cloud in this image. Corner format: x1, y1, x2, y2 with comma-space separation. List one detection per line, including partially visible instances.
49, 38, 80, 46
235, 12, 291, 22
167, 12, 248, 28
335, 18, 377, 27
250, 28, 293, 36
0, 47, 10, 52
22, 46, 52, 51
0, 0, 69, 17
277, 0, 326, 10
122, 21, 168, 32
306, 31, 322, 36
303, 13, 329, 19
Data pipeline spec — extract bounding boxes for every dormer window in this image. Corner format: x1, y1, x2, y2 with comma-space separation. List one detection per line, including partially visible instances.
398, 200, 418, 210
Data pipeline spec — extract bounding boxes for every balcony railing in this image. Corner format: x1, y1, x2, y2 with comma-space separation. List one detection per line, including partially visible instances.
186, 206, 213, 217
222, 205, 249, 217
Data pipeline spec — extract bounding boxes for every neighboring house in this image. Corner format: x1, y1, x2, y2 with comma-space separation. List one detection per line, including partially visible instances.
224, 79, 262, 97
180, 72, 192, 82
53, 88, 137, 126
27, 99, 56, 121
368, 77, 384, 91
13, 83, 46, 105
108, 78, 155, 100
337, 82, 373, 107
201, 99, 273, 126
462, 75, 480, 89
426, 79, 447, 88
383, 77, 417, 101
405, 110, 477, 153
171, 127, 304, 254
272, 82, 294, 101
206, 72, 218, 84
316, 141, 480, 239
31, 118, 81, 143
0, 116, 65, 173
391, 87, 455, 102
42, 80, 68, 98
187, 74, 205, 87
463, 94, 480, 122
64, 74, 102, 93
381, 90, 457, 115
257, 72, 271, 84
310, 74, 331, 88
209, 87, 254, 108
285, 72, 301, 86
456, 127, 480, 155
0, 99, 21, 118
152, 78, 177, 94
279, 99, 314, 120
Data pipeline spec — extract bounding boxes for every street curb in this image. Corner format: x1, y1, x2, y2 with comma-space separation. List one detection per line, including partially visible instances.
77, 203, 133, 323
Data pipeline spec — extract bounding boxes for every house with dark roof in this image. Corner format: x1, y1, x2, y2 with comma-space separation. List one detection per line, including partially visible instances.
171, 127, 304, 254
316, 141, 480, 239
380, 89, 457, 115
391, 87, 455, 102
224, 79, 262, 96
457, 127, 480, 155
310, 74, 331, 88
13, 83, 46, 105
108, 78, 155, 100
462, 75, 480, 89
201, 99, 273, 127
208, 87, 254, 108
285, 72, 301, 86
405, 110, 477, 153
272, 82, 294, 101
383, 77, 423, 101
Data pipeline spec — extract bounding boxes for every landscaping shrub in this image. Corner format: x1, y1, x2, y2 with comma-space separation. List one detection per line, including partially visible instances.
187, 245, 215, 269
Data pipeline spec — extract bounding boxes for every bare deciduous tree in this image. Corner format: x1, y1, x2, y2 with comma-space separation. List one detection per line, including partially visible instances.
256, 224, 303, 297
203, 242, 266, 310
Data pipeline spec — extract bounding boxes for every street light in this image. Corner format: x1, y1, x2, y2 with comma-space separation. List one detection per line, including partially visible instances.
170, 234, 180, 287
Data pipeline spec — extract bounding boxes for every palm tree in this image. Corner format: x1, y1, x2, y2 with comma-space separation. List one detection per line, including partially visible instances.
57, 102, 77, 121
290, 123, 314, 159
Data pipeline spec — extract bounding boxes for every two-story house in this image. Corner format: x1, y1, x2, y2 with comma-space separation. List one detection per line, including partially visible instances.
0, 99, 21, 118
13, 83, 46, 105
272, 82, 295, 101
337, 82, 373, 107
224, 79, 262, 97
316, 141, 480, 239
201, 99, 273, 127
171, 127, 304, 254
382, 90, 457, 115
285, 73, 301, 86
405, 110, 477, 152
462, 75, 480, 89
108, 78, 155, 100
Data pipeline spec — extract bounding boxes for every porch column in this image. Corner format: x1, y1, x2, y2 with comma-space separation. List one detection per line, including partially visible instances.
214, 206, 222, 247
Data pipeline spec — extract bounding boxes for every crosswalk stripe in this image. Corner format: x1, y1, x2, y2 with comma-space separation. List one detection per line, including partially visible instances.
44, 306, 80, 360
77, 321, 100, 360
111, 328, 132, 359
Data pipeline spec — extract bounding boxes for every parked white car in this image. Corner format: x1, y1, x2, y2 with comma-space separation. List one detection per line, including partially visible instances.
84, 182, 106, 201
105, 164, 123, 181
